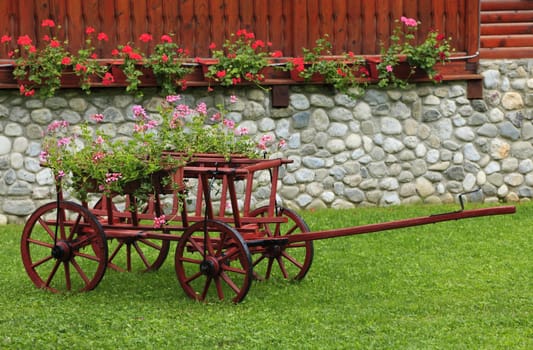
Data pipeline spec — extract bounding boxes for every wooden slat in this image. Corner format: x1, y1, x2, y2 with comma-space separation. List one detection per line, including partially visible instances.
194, 0, 210, 57
253, 0, 269, 45
480, 47, 533, 58
292, 0, 308, 55
481, 10, 533, 23
481, 34, 533, 48
481, 23, 533, 35
465, 0, 480, 58
115, 0, 132, 46
481, 0, 533, 11
98, 0, 116, 55
346, 0, 362, 53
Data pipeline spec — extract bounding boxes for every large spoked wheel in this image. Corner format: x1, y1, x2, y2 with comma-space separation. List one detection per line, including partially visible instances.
21, 201, 108, 293
249, 206, 314, 281
93, 196, 170, 272
175, 220, 253, 303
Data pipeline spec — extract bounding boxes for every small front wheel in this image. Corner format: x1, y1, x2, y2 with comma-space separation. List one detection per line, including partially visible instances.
21, 201, 108, 292
249, 206, 314, 281
175, 220, 253, 303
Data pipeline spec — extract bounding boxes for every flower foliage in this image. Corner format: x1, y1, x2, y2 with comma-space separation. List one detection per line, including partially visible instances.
111, 40, 146, 96
41, 109, 181, 201
203, 29, 277, 87
146, 34, 194, 95
289, 35, 369, 97
158, 94, 284, 160
4, 19, 71, 98
70, 26, 110, 94
376, 16, 454, 88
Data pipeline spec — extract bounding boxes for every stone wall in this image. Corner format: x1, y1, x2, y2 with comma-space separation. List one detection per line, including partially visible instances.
1, 59, 532, 224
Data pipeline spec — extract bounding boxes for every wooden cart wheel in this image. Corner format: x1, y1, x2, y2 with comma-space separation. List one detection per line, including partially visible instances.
93, 196, 170, 272
21, 201, 108, 292
175, 220, 253, 303
249, 206, 314, 280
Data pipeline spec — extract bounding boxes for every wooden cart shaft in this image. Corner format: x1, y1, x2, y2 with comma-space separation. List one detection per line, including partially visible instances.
280, 205, 516, 244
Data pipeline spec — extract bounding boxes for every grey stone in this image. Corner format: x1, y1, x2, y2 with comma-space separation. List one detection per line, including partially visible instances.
329, 107, 353, 121
422, 108, 441, 122
292, 111, 311, 129
511, 141, 533, 159
44, 97, 68, 110
243, 101, 266, 119
345, 188, 365, 203
30, 108, 53, 124
499, 121, 521, 140
290, 94, 310, 110
327, 123, 348, 137
2, 199, 35, 215
482, 69, 500, 89
302, 156, 326, 169
444, 166, 466, 181
310, 94, 334, 108
381, 117, 402, 135
477, 124, 498, 137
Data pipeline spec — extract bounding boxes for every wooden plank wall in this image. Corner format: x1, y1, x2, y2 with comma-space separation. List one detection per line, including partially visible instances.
480, 0, 533, 58
0, 0, 479, 59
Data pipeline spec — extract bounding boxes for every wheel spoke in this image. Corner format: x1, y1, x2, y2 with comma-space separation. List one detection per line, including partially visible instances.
64, 261, 72, 291
214, 276, 224, 300
281, 251, 305, 270
133, 241, 151, 269
70, 257, 90, 286
31, 255, 54, 269
276, 256, 289, 279
184, 271, 203, 284
108, 240, 125, 264
44, 260, 61, 288
201, 276, 213, 300
38, 217, 56, 241
220, 272, 241, 294
27, 238, 54, 249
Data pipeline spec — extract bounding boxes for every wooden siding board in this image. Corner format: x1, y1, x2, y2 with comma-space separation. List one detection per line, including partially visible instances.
481, 0, 533, 11
115, 0, 132, 46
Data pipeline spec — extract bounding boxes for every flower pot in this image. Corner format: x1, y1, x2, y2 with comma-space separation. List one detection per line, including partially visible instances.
290, 66, 324, 82
366, 56, 428, 81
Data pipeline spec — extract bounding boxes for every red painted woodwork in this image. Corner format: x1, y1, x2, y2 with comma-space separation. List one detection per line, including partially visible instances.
0, 0, 479, 58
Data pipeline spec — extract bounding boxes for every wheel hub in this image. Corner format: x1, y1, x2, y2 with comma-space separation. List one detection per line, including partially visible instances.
265, 244, 283, 258
200, 257, 219, 276
51, 241, 72, 262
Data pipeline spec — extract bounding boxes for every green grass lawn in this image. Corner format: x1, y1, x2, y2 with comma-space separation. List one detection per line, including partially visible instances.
1, 202, 531, 349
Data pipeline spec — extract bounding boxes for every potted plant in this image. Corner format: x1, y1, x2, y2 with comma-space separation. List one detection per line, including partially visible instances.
5, 19, 71, 98
201, 29, 282, 89
158, 94, 285, 161
145, 34, 194, 95
371, 16, 454, 88
288, 35, 370, 97
69, 26, 111, 93
40, 108, 183, 203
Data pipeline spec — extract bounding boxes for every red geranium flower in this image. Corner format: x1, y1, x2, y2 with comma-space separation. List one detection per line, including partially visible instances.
139, 33, 153, 43
97, 32, 109, 41
41, 19, 55, 27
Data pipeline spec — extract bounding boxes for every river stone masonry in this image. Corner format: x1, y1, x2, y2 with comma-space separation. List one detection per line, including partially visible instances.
0, 58, 532, 224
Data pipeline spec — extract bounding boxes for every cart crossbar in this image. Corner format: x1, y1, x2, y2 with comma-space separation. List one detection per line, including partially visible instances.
284, 205, 516, 244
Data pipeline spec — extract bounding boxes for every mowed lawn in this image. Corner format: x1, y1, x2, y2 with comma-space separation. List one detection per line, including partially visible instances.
0, 202, 531, 349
